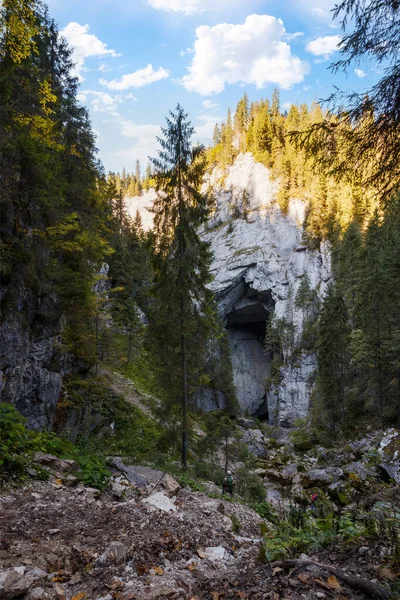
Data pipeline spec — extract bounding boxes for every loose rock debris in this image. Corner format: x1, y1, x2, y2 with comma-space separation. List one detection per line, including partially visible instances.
0, 479, 397, 599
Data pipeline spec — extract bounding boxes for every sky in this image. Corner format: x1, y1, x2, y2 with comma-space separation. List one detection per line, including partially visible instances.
46, 0, 376, 174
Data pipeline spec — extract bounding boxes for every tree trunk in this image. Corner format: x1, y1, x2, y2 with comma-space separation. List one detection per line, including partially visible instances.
181, 331, 188, 469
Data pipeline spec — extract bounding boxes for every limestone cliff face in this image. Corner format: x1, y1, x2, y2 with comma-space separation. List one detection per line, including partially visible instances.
203, 153, 331, 425
0, 289, 64, 430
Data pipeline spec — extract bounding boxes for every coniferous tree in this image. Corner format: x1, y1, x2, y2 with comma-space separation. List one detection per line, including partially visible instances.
149, 105, 219, 468
315, 284, 350, 441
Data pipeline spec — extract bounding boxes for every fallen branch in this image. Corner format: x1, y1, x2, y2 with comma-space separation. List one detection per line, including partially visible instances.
270, 559, 395, 600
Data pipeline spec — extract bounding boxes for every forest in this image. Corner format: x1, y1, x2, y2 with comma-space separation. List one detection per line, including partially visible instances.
0, 1, 399, 598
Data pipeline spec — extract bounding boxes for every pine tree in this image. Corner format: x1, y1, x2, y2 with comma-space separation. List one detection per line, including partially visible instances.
315, 284, 350, 441
150, 105, 218, 468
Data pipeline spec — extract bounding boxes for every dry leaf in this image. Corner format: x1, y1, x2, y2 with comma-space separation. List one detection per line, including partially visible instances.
314, 577, 331, 590
153, 566, 164, 576
376, 566, 398, 581
327, 575, 341, 589
55, 479, 63, 485
71, 594, 86, 600
188, 562, 197, 571
297, 573, 310, 584
237, 592, 249, 599
272, 566, 283, 576
211, 593, 221, 600
197, 548, 206, 559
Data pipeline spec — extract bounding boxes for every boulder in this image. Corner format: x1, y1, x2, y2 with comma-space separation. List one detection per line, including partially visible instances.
266, 489, 282, 508
344, 461, 374, 481
204, 481, 221, 495
378, 462, 400, 485
110, 482, 126, 499
160, 473, 181, 497
302, 467, 343, 487
0, 568, 47, 600
242, 429, 268, 458
282, 463, 298, 478
33, 453, 79, 475
142, 492, 176, 513
109, 459, 148, 487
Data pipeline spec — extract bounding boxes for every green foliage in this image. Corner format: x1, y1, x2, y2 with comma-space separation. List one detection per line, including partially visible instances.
290, 419, 317, 452
261, 510, 370, 563
253, 501, 278, 523
75, 456, 111, 490
235, 466, 266, 503
0, 402, 110, 489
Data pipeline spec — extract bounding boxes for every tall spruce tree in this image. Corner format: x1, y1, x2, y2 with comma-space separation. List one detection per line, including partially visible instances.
150, 105, 218, 468
315, 284, 350, 441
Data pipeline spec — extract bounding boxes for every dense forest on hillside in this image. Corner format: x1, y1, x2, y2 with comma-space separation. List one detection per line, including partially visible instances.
0, 0, 236, 471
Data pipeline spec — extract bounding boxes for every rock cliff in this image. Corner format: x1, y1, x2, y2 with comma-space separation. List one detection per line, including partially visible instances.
203, 153, 331, 424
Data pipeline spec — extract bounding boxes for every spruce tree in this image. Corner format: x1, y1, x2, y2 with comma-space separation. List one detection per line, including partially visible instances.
315, 284, 350, 441
150, 105, 218, 468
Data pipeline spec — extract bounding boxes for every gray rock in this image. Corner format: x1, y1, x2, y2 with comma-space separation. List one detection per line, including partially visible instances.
202, 153, 331, 423
378, 462, 400, 485
98, 541, 128, 565
303, 467, 343, 487
110, 482, 126, 499
242, 429, 267, 458
195, 387, 227, 412
33, 452, 79, 475
27, 587, 46, 599
344, 461, 373, 481
110, 459, 150, 487
0, 568, 47, 600
282, 463, 298, 478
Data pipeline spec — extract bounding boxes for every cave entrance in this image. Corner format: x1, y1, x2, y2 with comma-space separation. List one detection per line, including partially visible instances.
224, 282, 274, 419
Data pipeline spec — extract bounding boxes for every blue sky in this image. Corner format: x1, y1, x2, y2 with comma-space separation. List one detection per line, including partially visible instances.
46, 0, 376, 174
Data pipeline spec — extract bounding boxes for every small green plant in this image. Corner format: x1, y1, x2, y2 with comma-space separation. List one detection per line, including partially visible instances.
253, 501, 278, 523
76, 456, 111, 490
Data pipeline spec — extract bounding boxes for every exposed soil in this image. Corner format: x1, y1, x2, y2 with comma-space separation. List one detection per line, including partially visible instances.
1, 480, 396, 600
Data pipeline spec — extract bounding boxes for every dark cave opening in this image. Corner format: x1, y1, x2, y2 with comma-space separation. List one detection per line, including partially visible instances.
223, 281, 274, 420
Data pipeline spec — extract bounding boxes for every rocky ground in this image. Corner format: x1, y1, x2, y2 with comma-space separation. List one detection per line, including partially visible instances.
1, 437, 399, 600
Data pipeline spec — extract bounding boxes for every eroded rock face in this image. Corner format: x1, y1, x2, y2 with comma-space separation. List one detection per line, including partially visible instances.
203, 153, 331, 424
0, 301, 63, 430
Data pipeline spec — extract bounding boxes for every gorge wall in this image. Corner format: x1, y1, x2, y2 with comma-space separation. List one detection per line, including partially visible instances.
127, 153, 331, 425
203, 153, 331, 425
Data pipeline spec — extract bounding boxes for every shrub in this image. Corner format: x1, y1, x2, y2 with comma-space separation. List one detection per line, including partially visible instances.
235, 466, 266, 503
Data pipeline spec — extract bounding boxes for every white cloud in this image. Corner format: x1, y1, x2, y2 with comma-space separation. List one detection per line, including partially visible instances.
99, 63, 112, 72
202, 100, 218, 109
100, 64, 169, 90
120, 119, 161, 143
181, 15, 309, 95
355, 68, 367, 78
180, 47, 194, 57
148, 0, 229, 14
112, 120, 161, 168
61, 22, 120, 81
306, 35, 341, 59
194, 114, 223, 140
77, 90, 137, 115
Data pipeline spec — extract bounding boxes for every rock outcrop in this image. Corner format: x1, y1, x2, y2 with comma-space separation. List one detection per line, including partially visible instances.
0, 291, 65, 430
203, 153, 331, 424
124, 153, 331, 424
